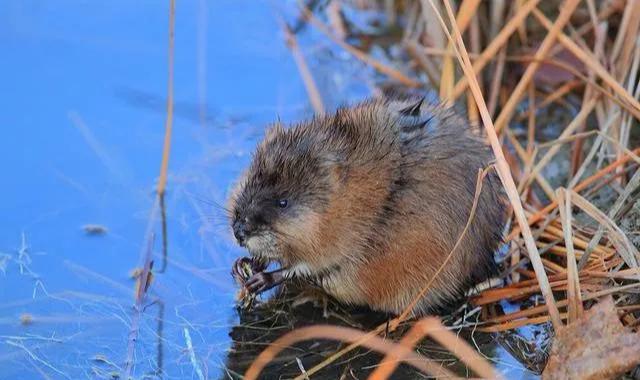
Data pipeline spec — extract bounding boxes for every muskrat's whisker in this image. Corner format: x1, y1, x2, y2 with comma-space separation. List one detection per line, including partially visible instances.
184, 191, 232, 213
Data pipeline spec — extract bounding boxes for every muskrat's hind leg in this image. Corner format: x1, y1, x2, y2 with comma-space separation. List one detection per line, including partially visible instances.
291, 287, 330, 318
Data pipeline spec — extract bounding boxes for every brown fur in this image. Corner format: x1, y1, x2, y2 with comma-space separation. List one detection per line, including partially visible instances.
229, 97, 507, 316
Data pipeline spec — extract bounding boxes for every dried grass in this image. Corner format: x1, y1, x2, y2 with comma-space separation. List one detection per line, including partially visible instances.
246, 0, 640, 377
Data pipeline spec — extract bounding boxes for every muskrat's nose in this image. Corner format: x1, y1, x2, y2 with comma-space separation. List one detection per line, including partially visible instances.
233, 220, 252, 245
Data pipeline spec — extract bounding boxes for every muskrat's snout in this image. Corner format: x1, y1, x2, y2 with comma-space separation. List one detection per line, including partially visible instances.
232, 218, 252, 246
230, 209, 279, 260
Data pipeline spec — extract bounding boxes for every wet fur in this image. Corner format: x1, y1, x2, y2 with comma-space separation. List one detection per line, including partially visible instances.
229, 97, 507, 316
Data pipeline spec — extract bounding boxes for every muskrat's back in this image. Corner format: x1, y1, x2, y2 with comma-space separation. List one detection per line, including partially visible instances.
229, 97, 507, 316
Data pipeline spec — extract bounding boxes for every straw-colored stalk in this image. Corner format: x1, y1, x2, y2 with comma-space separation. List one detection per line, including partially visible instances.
245, 324, 457, 380
570, 190, 640, 272
436, 0, 481, 102
430, 0, 563, 330
369, 318, 502, 380
509, 147, 640, 240
451, 0, 541, 101
493, 0, 582, 134
299, 1, 421, 88
579, 168, 640, 269
532, 8, 640, 121
281, 19, 325, 114
157, 0, 176, 197
556, 188, 584, 323
518, 97, 598, 192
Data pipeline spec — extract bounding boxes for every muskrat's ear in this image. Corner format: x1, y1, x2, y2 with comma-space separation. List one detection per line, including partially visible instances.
389, 97, 437, 136
386, 97, 425, 118
398, 97, 424, 117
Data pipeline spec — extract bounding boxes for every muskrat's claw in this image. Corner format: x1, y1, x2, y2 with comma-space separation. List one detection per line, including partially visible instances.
231, 257, 269, 282
231, 257, 249, 285
232, 256, 273, 307
232, 257, 252, 280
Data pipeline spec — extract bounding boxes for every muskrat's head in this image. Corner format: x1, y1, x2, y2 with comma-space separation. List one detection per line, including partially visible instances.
229, 122, 339, 267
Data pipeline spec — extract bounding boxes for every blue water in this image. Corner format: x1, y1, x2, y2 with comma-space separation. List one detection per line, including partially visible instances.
0, 1, 536, 379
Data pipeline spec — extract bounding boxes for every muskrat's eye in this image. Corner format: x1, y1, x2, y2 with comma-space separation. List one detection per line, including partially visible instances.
277, 199, 288, 208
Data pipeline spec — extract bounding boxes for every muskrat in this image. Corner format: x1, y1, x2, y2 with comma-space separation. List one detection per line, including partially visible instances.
228, 97, 507, 316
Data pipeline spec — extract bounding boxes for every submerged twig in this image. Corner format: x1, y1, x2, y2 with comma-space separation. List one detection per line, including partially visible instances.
184, 328, 206, 380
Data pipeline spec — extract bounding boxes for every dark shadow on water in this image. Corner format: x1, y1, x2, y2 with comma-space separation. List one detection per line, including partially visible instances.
223, 284, 541, 379
114, 87, 222, 129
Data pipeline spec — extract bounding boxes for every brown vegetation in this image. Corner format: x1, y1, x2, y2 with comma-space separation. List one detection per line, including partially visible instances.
247, 0, 640, 378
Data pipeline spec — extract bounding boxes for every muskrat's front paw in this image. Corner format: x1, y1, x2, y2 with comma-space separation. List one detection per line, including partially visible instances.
232, 257, 252, 280
232, 257, 267, 310
245, 272, 276, 294
231, 257, 268, 282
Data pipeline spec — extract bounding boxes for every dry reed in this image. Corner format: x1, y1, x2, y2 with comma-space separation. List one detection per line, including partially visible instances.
245, 0, 640, 377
